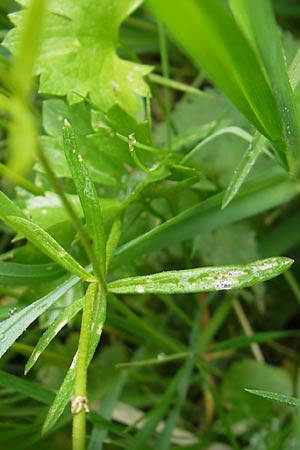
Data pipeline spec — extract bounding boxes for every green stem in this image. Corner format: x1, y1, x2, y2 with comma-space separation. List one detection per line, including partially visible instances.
72, 282, 98, 450
157, 20, 172, 151
0, 162, 44, 195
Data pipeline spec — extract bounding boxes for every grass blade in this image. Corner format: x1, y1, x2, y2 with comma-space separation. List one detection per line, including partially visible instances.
222, 132, 266, 209
0, 274, 80, 359
0, 262, 64, 286
229, 0, 300, 173
114, 167, 299, 265
25, 297, 84, 374
245, 389, 300, 407
108, 257, 293, 294
0, 190, 28, 220
147, 0, 283, 149
4, 216, 95, 282
62, 119, 106, 282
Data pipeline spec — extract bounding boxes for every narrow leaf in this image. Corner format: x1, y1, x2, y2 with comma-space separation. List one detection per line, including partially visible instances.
114, 167, 299, 265
0, 274, 80, 359
62, 119, 106, 280
222, 132, 266, 209
43, 289, 107, 434
245, 389, 300, 407
0, 262, 64, 286
0, 190, 28, 220
229, 0, 300, 172
25, 297, 84, 374
147, 0, 283, 148
108, 257, 293, 295
4, 216, 95, 282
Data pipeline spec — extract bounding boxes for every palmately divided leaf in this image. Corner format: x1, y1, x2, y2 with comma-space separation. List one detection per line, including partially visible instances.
108, 257, 293, 294
4, 0, 152, 116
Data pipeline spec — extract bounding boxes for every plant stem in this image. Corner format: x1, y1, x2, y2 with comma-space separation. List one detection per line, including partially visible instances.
72, 282, 98, 450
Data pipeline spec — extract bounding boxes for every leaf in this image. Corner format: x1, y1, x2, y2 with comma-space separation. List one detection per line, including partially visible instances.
4, 0, 152, 116
0, 369, 53, 405
245, 389, 300, 407
229, 0, 300, 173
222, 133, 266, 208
0, 274, 80, 359
0, 190, 28, 220
25, 297, 84, 374
108, 257, 293, 295
43, 289, 107, 433
147, 0, 284, 153
62, 119, 106, 280
4, 216, 95, 282
0, 262, 64, 286
113, 167, 299, 265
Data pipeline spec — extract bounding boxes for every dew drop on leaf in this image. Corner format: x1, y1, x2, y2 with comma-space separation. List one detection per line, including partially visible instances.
8, 307, 17, 316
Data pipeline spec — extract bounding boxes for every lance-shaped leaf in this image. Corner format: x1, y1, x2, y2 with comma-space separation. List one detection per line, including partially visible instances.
62, 119, 106, 280
0, 262, 64, 286
25, 297, 84, 374
4, 215, 95, 282
0, 190, 28, 220
245, 389, 300, 407
0, 274, 80, 359
108, 257, 293, 295
43, 289, 107, 433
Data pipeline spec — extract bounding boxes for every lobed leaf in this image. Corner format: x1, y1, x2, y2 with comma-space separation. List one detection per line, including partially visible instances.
4, 216, 95, 282
108, 257, 293, 295
4, 0, 152, 116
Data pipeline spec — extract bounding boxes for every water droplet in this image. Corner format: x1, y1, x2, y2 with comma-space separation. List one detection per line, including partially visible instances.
214, 280, 233, 290
111, 80, 119, 91
78, 154, 83, 163
157, 352, 166, 361
146, 275, 152, 283
49, 406, 56, 414
41, 209, 47, 215
136, 285, 145, 293
8, 307, 17, 316
133, 65, 140, 71
227, 270, 245, 277
0, 333, 7, 342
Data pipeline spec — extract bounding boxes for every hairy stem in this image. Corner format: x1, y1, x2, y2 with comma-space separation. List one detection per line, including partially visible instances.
72, 282, 98, 450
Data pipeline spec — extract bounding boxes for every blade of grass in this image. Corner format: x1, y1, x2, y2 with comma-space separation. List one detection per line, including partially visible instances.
114, 167, 299, 265
4, 216, 95, 282
0, 262, 64, 286
229, 0, 300, 173
222, 132, 266, 209
147, 0, 284, 153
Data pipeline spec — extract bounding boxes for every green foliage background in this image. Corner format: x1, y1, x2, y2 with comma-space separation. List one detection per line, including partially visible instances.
0, 0, 300, 449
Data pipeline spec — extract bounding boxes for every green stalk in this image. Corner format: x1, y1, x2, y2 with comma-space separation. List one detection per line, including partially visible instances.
157, 20, 172, 150
72, 282, 98, 450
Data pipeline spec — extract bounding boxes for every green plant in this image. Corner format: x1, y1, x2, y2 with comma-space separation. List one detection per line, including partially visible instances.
0, 1, 300, 449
